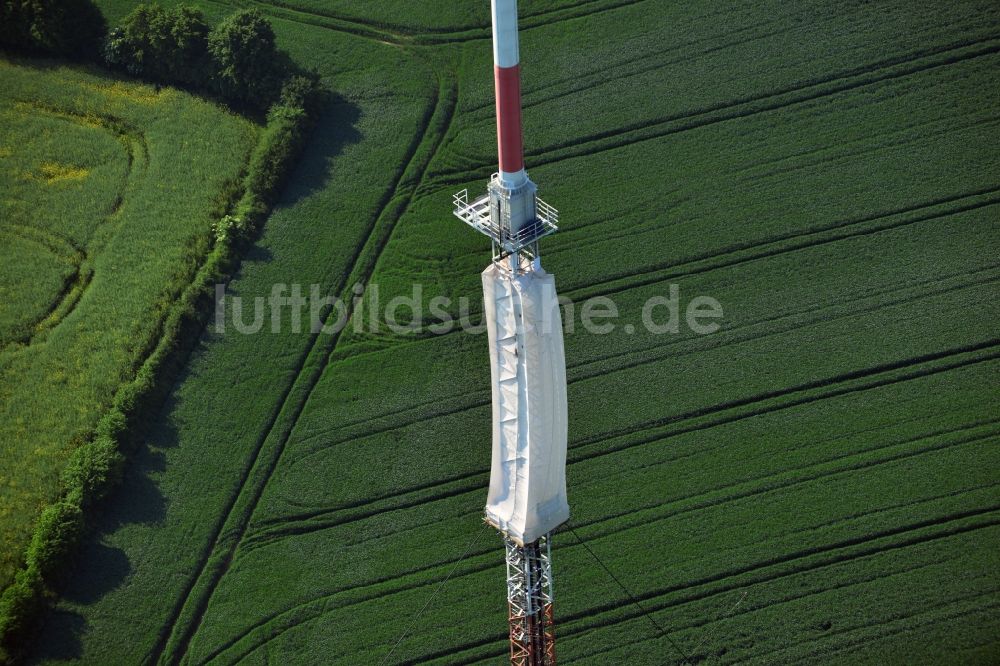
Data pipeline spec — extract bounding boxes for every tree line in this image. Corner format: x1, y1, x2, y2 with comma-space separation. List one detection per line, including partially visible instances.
0, 3, 325, 660
0, 0, 106, 58
1, 1, 319, 111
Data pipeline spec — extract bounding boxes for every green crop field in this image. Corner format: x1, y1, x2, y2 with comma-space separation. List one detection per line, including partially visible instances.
16, 0, 1000, 664
0, 58, 257, 592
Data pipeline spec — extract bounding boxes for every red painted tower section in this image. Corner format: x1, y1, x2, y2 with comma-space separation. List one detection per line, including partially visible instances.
491, 0, 528, 188
454, 10, 566, 662
494, 64, 524, 175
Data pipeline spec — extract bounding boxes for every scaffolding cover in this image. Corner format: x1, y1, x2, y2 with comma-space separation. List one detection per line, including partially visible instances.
483, 260, 569, 545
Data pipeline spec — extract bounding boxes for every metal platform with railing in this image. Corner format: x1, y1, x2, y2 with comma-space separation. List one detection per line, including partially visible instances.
453, 179, 558, 257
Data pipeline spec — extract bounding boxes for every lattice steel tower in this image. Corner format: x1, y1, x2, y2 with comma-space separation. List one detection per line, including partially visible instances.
452, 2, 569, 664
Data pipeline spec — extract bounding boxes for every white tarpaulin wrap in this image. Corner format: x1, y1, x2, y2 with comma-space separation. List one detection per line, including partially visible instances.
483, 259, 569, 545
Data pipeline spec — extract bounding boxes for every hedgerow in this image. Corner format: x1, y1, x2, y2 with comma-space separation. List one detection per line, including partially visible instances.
0, 62, 322, 666
104, 4, 313, 111
24, 500, 83, 582
59, 436, 125, 509
103, 4, 210, 86
13, 1, 998, 663
0, 567, 42, 664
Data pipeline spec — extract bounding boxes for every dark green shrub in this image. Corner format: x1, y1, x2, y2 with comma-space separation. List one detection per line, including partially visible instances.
59, 436, 124, 507
104, 4, 170, 76
102, 26, 132, 73
95, 408, 127, 441
245, 105, 307, 203
0, 565, 43, 660
238, 76, 320, 211
104, 4, 209, 85
0, 2, 30, 52
207, 8, 283, 107
25, 501, 84, 580
103, 4, 314, 111
0, 0, 106, 58
111, 378, 141, 415
111, 362, 156, 417
277, 74, 323, 116
164, 5, 210, 84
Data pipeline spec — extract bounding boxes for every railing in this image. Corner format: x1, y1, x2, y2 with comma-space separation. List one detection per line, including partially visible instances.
453, 189, 492, 229
453, 189, 559, 254
535, 197, 559, 227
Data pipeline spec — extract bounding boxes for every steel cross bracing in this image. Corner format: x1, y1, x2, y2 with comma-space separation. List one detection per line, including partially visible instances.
505, 534, 557, 666
454, 1, 569, 663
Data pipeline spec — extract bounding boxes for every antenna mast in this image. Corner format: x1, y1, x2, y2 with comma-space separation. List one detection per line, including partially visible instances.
453, 2, 568, 664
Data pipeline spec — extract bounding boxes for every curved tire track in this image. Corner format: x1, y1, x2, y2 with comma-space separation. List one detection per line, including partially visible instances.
206, 502, 1000, 664
429, 36, 1000, 187
1, 103, 147, 350
154, 60, 459, 666
242, 345, 1000, 552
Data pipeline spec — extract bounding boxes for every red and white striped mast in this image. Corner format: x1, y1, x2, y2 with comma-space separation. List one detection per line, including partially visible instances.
492, 0, 527, 189
453, 2, 568, 666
